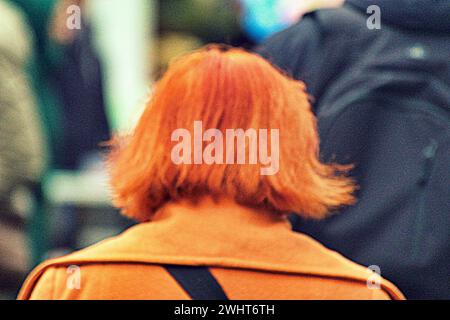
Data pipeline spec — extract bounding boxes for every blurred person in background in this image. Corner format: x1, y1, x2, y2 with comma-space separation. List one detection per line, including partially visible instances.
8, 0, 65, 167
9, 0, 112, 257
9, 0, 110, 170
19, 46, 404, 300
257, 0, 450, 299
0, 0, 47, 299
47, 0, 111, 253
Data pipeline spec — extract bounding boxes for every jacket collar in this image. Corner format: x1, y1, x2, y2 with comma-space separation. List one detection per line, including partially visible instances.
21, 197, 404, 299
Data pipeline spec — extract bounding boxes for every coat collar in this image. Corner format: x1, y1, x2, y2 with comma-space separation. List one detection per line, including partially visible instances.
20, 197, 404, 299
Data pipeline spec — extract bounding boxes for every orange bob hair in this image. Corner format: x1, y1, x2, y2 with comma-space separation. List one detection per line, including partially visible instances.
108, 45, 355, 222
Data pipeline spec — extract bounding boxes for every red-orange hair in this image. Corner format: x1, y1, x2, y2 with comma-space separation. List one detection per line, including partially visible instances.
108, 45, 355, 222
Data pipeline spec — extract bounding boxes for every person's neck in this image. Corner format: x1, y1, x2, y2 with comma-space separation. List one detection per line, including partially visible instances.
153, 196, 290, 229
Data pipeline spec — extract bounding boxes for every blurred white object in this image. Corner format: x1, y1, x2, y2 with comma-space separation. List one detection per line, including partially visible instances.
44, 168, 111, 207
86, 0, 155, 133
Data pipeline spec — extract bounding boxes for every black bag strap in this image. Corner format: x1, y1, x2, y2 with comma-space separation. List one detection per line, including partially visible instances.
165, 265, 229, 300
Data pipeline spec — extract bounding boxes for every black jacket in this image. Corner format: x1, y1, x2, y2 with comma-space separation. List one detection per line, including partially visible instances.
257, 0, 450, 299
258, 0, 450, 112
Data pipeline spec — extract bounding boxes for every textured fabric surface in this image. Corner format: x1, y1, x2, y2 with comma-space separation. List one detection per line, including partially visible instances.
0, 0, 47, 298
19, 198, 404, 300
0, 0, 46, 199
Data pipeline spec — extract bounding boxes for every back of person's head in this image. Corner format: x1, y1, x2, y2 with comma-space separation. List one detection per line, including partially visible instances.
108, 45, 355, 222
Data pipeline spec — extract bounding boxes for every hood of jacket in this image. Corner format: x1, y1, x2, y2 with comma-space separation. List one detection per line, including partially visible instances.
346, 0, 450, 33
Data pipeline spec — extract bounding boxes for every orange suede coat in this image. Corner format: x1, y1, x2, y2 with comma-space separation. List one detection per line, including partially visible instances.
18, 199, 405, 300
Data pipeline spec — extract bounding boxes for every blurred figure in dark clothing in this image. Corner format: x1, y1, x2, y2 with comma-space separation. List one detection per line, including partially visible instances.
53, 19, 110, 170
8, 0, 64, 167
9, 0, 110, 170
46, 0, 111, 254
8, 0, 111, 259
257, 0, 450, 299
